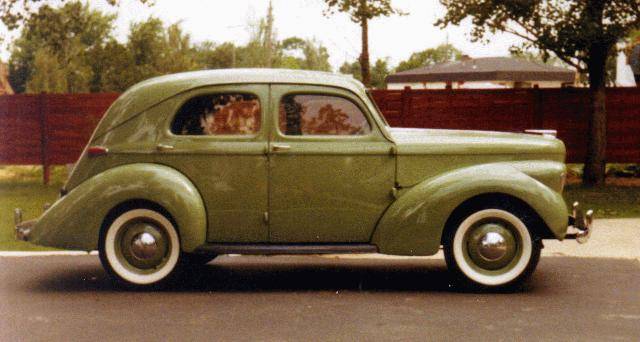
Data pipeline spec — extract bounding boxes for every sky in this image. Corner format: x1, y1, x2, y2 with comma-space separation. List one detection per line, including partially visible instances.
0, 0, 526, 69
0, 0, 635, 84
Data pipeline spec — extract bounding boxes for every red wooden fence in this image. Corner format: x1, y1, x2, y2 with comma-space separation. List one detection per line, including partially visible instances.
370, 87, 640, 164
0, 93, 120, 183
1, 88, 639, 184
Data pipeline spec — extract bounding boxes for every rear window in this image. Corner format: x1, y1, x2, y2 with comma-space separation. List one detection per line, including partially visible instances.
171, 93, 261, 135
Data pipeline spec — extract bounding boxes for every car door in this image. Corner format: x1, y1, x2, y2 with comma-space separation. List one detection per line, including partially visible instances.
268, 84, 395, 243
156, 84, 269, 242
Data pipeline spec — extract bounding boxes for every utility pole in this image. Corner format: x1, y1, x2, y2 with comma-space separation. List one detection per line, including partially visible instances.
265, 0, 274, 68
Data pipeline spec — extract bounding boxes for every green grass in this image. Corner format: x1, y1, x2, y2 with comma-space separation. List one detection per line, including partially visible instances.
563, 185, 640, 218
0, 166, 67, 251
0, 166, 638, 251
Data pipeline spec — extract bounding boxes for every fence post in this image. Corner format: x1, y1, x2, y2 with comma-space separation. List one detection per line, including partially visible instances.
38, 93, 50, 185
401, 86, 412, 127
533, 86, 544, 128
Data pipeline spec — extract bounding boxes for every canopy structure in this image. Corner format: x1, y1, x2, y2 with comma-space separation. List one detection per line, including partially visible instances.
386, 57, 576, 89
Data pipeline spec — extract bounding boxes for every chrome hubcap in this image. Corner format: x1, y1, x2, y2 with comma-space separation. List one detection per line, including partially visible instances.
477, 231, 508, 261
118, 221, 169, 270
466, 222, 518, 270
131, 232, 158, 260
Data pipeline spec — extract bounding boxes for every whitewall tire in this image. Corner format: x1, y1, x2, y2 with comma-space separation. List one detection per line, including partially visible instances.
100, 208, 182, 288
444, 206, 541, 289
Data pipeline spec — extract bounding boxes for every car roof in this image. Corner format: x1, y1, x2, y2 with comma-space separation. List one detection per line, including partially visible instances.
135, 68, 364, 93
95, 69, 366, 138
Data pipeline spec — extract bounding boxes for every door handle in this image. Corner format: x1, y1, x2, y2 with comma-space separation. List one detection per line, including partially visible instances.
156, 143, 175, 152
271, 144, 291, 152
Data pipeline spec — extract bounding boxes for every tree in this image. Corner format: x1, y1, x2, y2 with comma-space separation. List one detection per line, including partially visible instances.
323, 0, 403, 87
195, 42, 237, 69
123, 18, 200, 85
339, 60, 362, 80
339, 57, 389, 88
281, 37, 332, 71
90, 39, 137, 92
437, 0, 640, 186
8, 1, 115, 93
396, 44, 463, 72
370, 58, 390, 88
25, 47, 67, 93
625, 29, 640, 64
0, 0, 150, 30
236, 2, 280, 68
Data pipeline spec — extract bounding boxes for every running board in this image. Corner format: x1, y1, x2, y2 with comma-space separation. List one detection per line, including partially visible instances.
195, 243, 378, 255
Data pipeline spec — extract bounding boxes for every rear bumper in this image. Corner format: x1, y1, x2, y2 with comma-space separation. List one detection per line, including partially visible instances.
14, 208, 38, 242
565, 201, 593, 244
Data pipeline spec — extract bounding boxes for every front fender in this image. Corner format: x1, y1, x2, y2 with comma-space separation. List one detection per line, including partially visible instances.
30, 163, 206, 252
372, 163, 568, 256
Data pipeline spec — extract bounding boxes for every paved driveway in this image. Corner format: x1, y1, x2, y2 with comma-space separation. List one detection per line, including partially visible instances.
1, 219, 639, 341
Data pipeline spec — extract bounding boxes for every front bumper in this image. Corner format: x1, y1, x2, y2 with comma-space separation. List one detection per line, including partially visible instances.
566, 201, 593, 244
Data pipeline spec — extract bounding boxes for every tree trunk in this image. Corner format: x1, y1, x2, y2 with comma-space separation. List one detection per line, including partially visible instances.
360, 16, 371, 87
582, 46, 608, 186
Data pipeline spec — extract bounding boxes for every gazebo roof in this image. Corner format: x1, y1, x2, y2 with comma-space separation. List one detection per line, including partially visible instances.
386, 57, 575, 84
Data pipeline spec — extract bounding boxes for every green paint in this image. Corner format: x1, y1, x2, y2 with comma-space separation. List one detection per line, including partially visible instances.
20, 69, 574, 255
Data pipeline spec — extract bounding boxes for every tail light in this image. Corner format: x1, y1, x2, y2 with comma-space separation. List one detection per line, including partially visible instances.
87, 146, 109, 157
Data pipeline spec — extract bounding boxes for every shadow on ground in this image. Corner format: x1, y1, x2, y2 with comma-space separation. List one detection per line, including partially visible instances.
30, 256, 465, 293
17, 254, 626, 294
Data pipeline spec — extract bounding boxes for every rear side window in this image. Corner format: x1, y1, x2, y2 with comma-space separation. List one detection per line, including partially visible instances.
278, 94, 371, 136
171, 93, 261, 135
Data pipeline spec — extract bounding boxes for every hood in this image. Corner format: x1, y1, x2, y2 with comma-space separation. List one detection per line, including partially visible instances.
389, 127, 566, 187
389, 127, 565, 156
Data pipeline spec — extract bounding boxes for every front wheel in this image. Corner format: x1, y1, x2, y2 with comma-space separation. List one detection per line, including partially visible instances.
443, 206, 541, 290
99, 208, 182, 289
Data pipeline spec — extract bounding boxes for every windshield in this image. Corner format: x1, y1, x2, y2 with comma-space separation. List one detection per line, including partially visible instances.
366, 90, 390, 127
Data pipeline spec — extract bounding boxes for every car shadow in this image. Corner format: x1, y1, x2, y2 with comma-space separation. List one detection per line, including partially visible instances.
28, 255, 539, 294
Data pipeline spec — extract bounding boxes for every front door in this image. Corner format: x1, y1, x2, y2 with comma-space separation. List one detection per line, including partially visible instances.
156, 84, 269, 243
268, 85, 395, 243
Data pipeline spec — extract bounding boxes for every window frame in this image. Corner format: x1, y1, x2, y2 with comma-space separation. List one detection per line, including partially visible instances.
166, 88, 265, 140
275, 91, 375, 139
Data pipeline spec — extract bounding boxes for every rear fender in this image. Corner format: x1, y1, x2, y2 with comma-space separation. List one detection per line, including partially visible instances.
30, 163, 206, 252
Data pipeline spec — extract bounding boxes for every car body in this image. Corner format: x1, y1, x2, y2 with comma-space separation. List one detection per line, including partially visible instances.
15, 69, 592, 289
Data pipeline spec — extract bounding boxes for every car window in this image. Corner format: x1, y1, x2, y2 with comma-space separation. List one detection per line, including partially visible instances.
278, 94, 371, 136
171, 93, 261, 135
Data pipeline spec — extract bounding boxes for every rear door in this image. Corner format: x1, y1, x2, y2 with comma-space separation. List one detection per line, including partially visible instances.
156, 84, 269, 242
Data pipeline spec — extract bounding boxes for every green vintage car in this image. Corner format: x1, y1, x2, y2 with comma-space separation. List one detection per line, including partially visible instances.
15, 69, 592, 289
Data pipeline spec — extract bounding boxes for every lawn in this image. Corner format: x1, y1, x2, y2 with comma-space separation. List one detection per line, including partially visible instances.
563, 184, 640, 218
0, 166, 67, 251
1, 166, 639, 251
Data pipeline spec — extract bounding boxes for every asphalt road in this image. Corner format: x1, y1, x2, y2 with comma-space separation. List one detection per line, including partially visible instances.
1, 255, 639, 341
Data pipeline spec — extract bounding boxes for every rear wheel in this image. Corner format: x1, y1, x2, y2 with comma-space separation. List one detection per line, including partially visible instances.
99, 208, 182, 289
443, 203, 542, 290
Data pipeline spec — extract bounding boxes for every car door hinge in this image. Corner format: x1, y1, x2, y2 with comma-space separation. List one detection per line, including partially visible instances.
389, 146, 397, 156
263, 211, 269, 224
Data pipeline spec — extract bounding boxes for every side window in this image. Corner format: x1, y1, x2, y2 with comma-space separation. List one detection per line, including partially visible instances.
278, 94, 371, 136
171, 93, 261, 135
